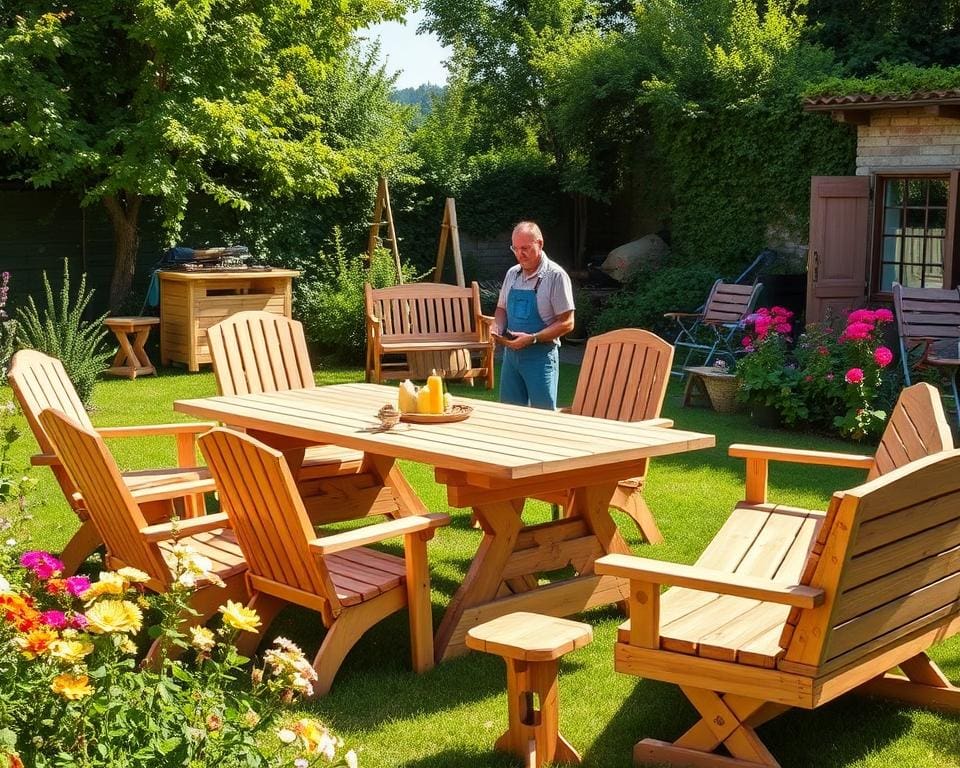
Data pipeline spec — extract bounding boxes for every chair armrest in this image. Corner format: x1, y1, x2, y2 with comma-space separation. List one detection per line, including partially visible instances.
641, 417, 673, 428
728, 443, 875, 470
97, 422, 215, 438
130, 477, 217, 505
596, 553, 823, 609
479, 315, 495, 325
663, 312, 702, 319
366, 313, 380, 327
30, 452, 59, 466
310, 513, 450, 555
140, 512, 231, 543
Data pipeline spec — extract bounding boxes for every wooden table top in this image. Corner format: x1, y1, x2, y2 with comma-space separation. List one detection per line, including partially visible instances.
175, 383, 715, 481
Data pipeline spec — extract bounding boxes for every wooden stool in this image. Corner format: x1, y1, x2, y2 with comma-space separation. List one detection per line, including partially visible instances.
104, 316, 160, 379
466, 612, 593, 768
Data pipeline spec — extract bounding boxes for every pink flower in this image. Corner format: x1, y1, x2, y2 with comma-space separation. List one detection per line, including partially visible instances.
40, 610, 68, 629
817, 346, 829, 356
19, 551, 64, 581
873, 346, 894, 368
825, 373, 835, 382
742, 336, 754, 348
840, 322, 873, 342
70, 614, 88, 630
65, 576, 91, 597
874, 308, 894, 323
847, 309, 876, 326
845, 368, 865, 384
804, 375, 813, 382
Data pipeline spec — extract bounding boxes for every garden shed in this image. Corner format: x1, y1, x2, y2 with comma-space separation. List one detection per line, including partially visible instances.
803, 90, 960, 323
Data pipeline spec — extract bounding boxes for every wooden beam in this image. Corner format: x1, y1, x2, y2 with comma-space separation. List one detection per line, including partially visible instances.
831, 109, 871, 126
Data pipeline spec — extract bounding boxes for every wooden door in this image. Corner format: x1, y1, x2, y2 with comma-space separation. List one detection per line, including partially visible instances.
806, 176, 870, 324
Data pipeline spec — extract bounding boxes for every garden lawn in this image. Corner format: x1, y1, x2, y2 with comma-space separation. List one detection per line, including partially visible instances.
3, 361, 960, 768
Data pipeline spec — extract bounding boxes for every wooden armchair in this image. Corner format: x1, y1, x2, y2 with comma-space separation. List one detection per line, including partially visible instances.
8, 349, 214, 575
207, 310, 364, 479
198, 427, 451, 696
539, 329, 674, 543
39, 409, 247, 658
595, 384, 959, 768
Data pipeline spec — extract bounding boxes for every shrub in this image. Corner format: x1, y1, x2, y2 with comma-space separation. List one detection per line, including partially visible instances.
0, 272, 14, 385
734, 307, 804, 423
295, 233, 420, 363
14, 260, 109, 406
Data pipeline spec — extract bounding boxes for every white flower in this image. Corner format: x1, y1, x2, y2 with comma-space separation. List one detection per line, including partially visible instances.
345, 750, 358, 768
277, 728, 297, 744
0, 574, 10, 592
5, 538, 15, 547
177, 572, 197, 588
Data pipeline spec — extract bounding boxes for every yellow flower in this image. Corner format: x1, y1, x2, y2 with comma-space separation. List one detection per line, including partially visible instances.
13, 628, 58, 659
51, 673, 94, 700
117, 636, 138, 655
81, 572, 126, 601
189, 626, 216, 652
117, 567, 150, 584
218, 601, 261, 633
85, 600, 143, 634
48, 638, 94, 664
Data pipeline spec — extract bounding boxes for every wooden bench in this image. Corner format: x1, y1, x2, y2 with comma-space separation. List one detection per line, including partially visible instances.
466, 612, 593, 768
364, 281, 495, 388
595, 388, 960, 768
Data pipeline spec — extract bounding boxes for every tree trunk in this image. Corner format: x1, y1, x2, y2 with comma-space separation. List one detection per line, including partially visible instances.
102, 192, 143, 312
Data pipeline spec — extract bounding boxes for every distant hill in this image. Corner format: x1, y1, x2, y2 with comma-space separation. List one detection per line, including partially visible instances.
391, 83, 446, 119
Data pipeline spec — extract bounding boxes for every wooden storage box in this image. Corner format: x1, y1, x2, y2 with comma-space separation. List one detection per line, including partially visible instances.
159, 269, 299, 371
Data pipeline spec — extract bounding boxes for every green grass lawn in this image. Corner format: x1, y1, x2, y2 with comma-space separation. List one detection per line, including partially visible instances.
3, 361, 960, 768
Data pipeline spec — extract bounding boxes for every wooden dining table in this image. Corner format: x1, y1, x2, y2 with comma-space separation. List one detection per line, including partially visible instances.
175, 382, 715, 661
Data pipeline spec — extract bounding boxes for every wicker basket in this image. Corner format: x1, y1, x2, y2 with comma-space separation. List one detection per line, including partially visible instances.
701, 370, 740, 413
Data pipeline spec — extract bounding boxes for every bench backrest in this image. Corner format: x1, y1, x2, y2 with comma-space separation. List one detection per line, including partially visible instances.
868, 382, 953, 480
570, 329, 673, 421
893, 283, 960, 344
365, 282, 483, 340
702, 280, 763, 326
781, 449, 960, 676
208, 311, 314, 396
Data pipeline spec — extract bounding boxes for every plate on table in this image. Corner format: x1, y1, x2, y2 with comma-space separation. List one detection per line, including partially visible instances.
400, 405, 473, 424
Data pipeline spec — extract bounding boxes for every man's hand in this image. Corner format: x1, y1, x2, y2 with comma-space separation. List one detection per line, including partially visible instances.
498, 330, 537, 349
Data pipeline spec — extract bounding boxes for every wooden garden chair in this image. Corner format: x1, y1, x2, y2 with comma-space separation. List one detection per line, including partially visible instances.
8, 349, 213, 575
207, 310, 425, 523
538, 329, 674, 543
665, 279, 762, 375
198, 427, 450, 696
595, 383, 959, 768
39, 408, 247, 658
893, 282, 960, 427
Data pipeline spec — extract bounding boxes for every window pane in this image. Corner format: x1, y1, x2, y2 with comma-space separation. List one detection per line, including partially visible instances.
902, 264, 924, 287
882, 236, 901, 261
925, 267, 944, 286
880, 262, 898, 291
903, 236, 925, 261
907, 179, 925, 205
928, 208, 947, 232
927, 238, 944, 267
929, 179, 949, 206
906, 208, 926, 230
885, 179, 905, 206
884, 207, 902, 234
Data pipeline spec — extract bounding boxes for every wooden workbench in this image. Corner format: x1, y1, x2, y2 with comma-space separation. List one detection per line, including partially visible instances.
159, 269, 299, 371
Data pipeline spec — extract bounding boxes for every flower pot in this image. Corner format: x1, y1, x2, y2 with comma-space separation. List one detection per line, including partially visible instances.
750, 404, 781, 428
701, 371, 740, 413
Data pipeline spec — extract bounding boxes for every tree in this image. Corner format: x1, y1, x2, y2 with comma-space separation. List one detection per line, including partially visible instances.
0, 0, 409, 309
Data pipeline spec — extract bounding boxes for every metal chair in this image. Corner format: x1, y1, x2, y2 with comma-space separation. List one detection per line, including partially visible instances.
893, 282, 960, 427
664, 279, 762, 374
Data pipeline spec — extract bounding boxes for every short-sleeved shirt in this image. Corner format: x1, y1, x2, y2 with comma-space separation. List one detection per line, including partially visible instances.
497, 253, 575, 346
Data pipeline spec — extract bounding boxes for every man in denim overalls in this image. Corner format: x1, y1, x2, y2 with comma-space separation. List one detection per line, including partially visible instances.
493, 221, 575, 410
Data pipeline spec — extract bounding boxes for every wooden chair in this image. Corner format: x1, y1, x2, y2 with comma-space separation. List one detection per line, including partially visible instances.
539, 329, 674, 543
729, 381, 953, 506
38, 408, 247, 656
893, 282, 960, 427
595, 385, 959, 768
198, 427, 450, 696
8, 349, 213, 575
206, 310, 364, 479
665, 279, 762, 374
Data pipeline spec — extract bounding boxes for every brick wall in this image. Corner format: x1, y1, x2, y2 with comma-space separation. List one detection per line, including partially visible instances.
856, 108, 960, 175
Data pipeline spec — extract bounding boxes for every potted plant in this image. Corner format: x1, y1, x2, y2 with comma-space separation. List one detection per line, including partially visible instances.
699, 359, 740, 413
735, 306, 797, 427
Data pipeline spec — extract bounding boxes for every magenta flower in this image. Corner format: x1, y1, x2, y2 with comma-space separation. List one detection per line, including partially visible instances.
847, 309, 876, 326
873, 346, 894, 368
40, 610, 68, 629
19, 551, 65, 580
845, 368, 865, 384
65, 576, 91, 596
874, 308, 894, 323
70, 613, 89, 630
817, 346, 829, 356
840, 322, 873, 342
742, 336, 753, 348
826, 373, 835, 382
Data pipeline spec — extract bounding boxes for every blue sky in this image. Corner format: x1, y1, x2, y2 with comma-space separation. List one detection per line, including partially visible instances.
365, 10, 451, 89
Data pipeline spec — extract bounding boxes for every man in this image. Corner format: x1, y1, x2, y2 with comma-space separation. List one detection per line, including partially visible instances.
493, 221, 575, 410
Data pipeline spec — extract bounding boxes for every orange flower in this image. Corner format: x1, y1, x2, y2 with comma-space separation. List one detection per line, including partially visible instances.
0, 593, 40, 631
8, 753, 25, 768
14, 628, 58, 659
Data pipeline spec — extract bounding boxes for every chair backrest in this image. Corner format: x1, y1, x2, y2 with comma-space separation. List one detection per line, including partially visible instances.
702, 280, 763, 326
8, 350, 97, 507
198, 428, 341, 619
38, 409, 169, 587
207, 311, 314, 396
781, 449, 960, 675
893, 282, 960, 345
365, 281, 482, 340
570, 329, 674, 421
868, 382, 953, 480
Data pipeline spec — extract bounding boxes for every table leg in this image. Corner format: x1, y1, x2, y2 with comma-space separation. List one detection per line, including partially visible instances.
364, 454, 428, 518
132, 328, 156, 372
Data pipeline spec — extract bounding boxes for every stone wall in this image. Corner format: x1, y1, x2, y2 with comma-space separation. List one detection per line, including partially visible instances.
856, 108, 960, 175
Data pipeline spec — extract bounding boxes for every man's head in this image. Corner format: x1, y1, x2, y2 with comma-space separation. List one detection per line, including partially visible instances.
511, 221, 544, 275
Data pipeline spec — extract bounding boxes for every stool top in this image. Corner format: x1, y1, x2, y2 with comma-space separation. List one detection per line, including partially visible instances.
105, 316, 160, 329
465, 612, 593, 662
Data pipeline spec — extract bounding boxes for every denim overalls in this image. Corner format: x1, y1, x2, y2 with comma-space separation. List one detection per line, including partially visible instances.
500, 277, 559, 409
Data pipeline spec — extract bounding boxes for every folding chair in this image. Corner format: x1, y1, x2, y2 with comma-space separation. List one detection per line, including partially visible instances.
893, 282, 960, 427
664, 279, 763, 375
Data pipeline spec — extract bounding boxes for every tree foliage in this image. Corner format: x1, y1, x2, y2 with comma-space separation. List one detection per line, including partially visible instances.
0, 0, 412, 308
